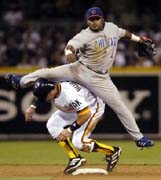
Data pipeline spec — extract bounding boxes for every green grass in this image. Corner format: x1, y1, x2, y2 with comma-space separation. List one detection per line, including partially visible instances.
0, 140, 160, 165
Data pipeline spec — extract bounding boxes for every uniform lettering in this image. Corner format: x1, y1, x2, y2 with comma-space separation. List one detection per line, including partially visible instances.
110, 37, 117, 46
71, 100, 82, 108
95, 37, 107, 49
69, 82, 81, 92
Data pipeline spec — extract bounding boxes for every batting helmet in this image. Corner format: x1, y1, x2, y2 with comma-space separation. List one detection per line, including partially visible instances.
33, 78, 56, 101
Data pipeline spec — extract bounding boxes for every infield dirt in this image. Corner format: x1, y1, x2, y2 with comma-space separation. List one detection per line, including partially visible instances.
0, 165, 161, 180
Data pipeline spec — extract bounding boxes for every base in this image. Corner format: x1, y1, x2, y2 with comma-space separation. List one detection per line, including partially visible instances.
72, 168, 108, 175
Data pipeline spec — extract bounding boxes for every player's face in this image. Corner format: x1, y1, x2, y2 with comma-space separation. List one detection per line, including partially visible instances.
87, 17, 104, 31
46, 88, 58, 102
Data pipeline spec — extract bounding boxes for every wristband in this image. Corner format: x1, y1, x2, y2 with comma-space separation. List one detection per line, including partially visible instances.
67, 127, 72, 133
131, 34, 140, 42
65, 49, 73, 56
31, 98, 39, 108
69, 121, 81, 132
30, 104, 37, 109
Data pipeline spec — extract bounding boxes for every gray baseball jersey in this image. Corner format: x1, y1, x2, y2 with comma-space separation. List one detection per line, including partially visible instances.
20, 22, 143, 141
67, 22, 125, 72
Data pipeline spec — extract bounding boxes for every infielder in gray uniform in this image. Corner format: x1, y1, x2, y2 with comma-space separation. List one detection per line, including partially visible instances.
5, 7, 154, 148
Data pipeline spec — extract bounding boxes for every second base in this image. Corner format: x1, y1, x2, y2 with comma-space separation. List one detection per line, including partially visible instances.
72, 168, 108, 175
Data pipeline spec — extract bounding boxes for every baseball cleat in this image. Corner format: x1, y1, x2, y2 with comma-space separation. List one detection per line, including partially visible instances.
4, 74, 21, 89
64, 155, 86, 174
105, 146, 121, 172
136, 137, 155, 149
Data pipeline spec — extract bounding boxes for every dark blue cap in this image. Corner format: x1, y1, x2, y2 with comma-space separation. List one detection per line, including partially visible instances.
87, 7, 104, 19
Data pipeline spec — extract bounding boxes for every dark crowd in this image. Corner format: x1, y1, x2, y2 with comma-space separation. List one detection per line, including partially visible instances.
0, 0, 160, 67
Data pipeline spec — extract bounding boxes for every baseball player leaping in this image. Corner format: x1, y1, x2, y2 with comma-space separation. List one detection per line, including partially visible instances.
25, 79, 121, 174
5, 7, 155, 148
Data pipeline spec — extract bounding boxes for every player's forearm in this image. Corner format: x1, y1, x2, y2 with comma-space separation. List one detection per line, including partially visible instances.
25, 105, 36, 122
31, 97, 39, 108
124, 30, 142, 43
68, 107, 91, 132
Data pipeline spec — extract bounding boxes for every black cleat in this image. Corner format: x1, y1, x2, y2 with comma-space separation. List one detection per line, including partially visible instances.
64, 155, 86, 174
105, 146, 121, 172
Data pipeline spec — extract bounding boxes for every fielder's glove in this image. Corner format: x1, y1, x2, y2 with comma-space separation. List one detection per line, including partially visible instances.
138, 37, 157, 57
4, 74, 21, 89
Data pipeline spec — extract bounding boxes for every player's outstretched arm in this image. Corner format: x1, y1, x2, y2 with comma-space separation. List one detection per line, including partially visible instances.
25, 105, 36, 122
124, 31, 157, 58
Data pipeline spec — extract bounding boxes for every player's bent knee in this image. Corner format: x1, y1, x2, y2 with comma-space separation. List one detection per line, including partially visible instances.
81, 144, 91, 152
72, 138, 82, 150
46, 120, 62, 139
72, 138, 93, 152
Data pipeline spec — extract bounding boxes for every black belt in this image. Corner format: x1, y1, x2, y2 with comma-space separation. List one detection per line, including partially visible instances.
79, 61, 108, 74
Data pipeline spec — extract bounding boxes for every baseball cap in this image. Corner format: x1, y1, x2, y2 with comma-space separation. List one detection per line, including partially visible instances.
87, 7, 104, 19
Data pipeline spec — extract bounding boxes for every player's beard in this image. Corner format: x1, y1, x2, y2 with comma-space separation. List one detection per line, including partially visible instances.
90, 22, 105, 32
89, 20, 105, 32
90, 28, 99, 32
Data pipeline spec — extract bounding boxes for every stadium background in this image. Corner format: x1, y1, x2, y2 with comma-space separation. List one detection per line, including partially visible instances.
0, 0, 160, 139
0, 1, 161, 179
0, 0, 160, 67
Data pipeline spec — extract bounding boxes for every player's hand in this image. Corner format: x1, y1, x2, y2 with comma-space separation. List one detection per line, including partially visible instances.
66, 54, 77, 62
25, 106, 36, 122
138, 37, 157, 57
56, 129, 72, 141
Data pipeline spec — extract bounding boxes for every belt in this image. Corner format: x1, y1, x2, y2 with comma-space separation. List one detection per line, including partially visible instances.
79, 61, 108, 74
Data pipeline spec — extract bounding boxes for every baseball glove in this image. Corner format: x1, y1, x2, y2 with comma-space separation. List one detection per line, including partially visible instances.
137, 37, 157, 57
